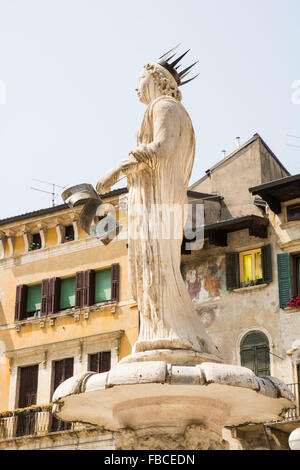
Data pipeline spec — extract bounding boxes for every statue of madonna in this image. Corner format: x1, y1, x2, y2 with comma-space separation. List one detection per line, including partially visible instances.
96, 47, 221, 363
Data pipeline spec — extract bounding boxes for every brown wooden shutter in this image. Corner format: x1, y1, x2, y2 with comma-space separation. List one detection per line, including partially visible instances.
83, 270, 95, 307
14, 285, 28, 321
41, 278, 61, 315
101, 351, 111, 372
262, 244, 272, 284
111, 263, 120, 302
226, 253, 240, 291
48, 277, 61, 314
53, 358, 74, 390
89, 351, 111, 373
18, 365, 39, 408
41, 279, 49, 316
75, 271, 84, 308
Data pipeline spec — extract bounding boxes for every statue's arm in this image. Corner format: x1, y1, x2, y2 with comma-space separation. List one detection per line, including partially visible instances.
129, 100, 181, 169
96, 100, 180, 194
96, 155, 145, 194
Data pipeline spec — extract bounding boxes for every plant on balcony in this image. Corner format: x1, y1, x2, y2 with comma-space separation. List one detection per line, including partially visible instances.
286, 295, 300, 308
0, 411, 13, 418
40, 403, 53, 412
13, 405, 42, 416
29, 242, 40, 251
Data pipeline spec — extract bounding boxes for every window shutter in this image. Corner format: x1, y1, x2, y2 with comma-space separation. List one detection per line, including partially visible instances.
262, 244, 272, 284
14, 285, 27, 321
41, 279, 49, 316
83, 270, 95, 307
226, 253, 240, 290
111, 263, 120, 302
89, 353, 98, 372
89, 351, 111, 373
18, 365, 39, 408
277, 253, 292, 308
48, 277, 61, 314
101, 351, 111, 372
75, 271, 84, 308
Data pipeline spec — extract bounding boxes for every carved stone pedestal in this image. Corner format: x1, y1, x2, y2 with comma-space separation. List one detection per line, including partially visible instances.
113, 425, 228, 450
52, 360, 295, 450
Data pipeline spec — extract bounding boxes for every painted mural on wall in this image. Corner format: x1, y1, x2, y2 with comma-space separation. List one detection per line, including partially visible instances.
183, 256, 226, 303
196, 307, 216, 329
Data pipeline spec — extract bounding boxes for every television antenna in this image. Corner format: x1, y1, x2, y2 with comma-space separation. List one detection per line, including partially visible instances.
286, 134, 300, 149
30, 178, 67, 207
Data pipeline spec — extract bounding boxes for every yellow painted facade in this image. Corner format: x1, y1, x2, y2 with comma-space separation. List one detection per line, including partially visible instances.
0, 190, 138, 412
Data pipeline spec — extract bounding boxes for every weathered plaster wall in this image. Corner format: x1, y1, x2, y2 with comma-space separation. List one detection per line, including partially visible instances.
181, 224, 295, 384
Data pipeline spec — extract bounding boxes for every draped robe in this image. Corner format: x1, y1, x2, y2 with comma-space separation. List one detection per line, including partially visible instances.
127, 95, 220, 358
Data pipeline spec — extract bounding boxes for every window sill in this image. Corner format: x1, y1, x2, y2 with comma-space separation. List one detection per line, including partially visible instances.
280, 220, 300, 230
282, 306, 300, 313
232, 283, 268, 293
15, 300, 117, 331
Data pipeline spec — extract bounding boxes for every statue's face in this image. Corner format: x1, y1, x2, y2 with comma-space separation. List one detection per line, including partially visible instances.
135, 68, 153, 104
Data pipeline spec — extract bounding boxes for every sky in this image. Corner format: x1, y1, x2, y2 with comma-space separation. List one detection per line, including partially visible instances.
0, 0, 299, 219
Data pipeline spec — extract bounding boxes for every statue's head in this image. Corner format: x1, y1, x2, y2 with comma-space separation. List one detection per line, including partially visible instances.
136, 45, 199, 105
136, 63, 182, 104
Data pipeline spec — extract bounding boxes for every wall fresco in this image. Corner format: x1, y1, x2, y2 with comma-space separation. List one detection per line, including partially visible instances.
183, 256, 226, 303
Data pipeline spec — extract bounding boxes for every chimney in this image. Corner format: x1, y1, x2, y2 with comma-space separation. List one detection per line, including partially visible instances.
222, 150, 226, 159
236, 136, 241, 149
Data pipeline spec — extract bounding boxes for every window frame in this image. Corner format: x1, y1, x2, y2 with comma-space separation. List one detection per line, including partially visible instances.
25, 283, 42, 318
239, 248, 263, 287
292, 253, 300, 296
287, 204, 300, 222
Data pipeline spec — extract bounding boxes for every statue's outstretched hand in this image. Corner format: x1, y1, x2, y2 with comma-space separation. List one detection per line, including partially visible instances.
96, 177, 111, 195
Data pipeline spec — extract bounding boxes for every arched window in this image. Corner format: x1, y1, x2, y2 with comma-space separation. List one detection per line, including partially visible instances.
240, 331, 270, 377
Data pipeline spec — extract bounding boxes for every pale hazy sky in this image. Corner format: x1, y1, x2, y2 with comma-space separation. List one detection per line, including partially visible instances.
0, 0, 299, 219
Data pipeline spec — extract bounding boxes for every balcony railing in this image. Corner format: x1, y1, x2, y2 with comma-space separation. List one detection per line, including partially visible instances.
0, 406, 85, 440
284, 383, 300, 420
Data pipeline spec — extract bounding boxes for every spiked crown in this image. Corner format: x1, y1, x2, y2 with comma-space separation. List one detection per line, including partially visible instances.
156, 44, 199, 87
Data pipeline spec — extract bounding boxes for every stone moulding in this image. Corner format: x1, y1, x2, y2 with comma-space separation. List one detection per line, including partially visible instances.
52, 361, 295, 433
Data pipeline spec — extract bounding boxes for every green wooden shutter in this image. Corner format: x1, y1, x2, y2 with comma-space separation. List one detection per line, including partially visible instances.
277, 253, 292, 308
262, 244, 273, 284
240, 331, 270, 377
95, 268, 112, 303
26, 284, 41, 316
226, 253, 240, 290
60, 277, 76, 310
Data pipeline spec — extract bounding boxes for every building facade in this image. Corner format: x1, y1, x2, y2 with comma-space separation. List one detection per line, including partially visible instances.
0, 134, 299, 450
0, 188, 139, 449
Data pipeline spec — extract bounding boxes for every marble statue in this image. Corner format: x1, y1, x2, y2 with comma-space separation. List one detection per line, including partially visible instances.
96, 47, 221, 361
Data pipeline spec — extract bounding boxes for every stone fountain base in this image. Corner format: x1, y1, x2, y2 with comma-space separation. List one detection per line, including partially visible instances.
52, 359, 295, 450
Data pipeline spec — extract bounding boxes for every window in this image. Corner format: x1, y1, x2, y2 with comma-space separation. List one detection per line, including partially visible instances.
60, 276, 76, 310
14, 263, 120, 321
287, 204, 300, 222
239, 249, 263, 287
25, 284, 41, 318
95, 269, 112, 303
89, 351, 111, 373
277, 253, 300, 307
293, 255, 300, 295
64, 225, 74, 242
30, 233, 41, 251
51, 358, 74, 432
226, 245, 272, 291
16, 365, 39, 436
240, 331, 270, 377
